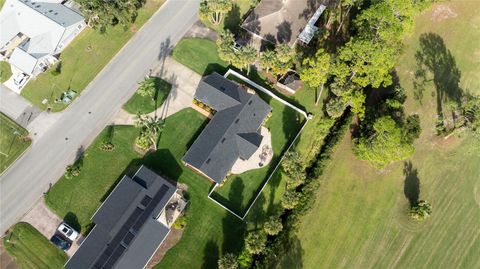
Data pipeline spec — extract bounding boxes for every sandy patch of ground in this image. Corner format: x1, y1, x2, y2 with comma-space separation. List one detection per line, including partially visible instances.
430, 4, 457, 22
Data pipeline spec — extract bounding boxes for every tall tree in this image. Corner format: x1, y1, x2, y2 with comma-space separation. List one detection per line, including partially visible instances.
409, 200, 432, 221
300, 49, 332, 105
281, 189, 302, 209
199, 0, 233, 25
232, 45, 257, 75
218, 253, 239, 269
244, 231, 267, 255
137, 76, 156, 100
217, 30, 236, 64
134, 114, 165, 150
259, 50, 276, 74
77, 0, 140, 32
263, 216, 283, 236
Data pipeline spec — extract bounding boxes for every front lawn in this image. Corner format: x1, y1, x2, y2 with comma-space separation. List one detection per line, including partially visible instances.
0, 113, 31, 173
0, 61, 12, 82
172, 38, 228, 75
3, 222, 68, 269
123, 78, 172, 114
20, 0, 165, 112
46, 109, 245, 268
210, 93, 305, 215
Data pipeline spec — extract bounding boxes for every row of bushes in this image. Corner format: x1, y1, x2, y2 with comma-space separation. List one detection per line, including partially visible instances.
193, 99, 215, 114
218, 110, 353, 269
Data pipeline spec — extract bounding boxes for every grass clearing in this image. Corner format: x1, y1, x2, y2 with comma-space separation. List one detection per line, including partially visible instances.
20, 0, 165, 112
0, 113, 31, 173
46, 109, 246, 268
276, 2, 480, 268
3, 222, 68, 269
172, 38, 228, 75
123, 78, 172, 114
0, 61, 12, 82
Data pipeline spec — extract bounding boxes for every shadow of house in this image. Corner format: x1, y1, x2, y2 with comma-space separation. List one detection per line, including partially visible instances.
403, 161, 420, 206
415, 33, 463, 117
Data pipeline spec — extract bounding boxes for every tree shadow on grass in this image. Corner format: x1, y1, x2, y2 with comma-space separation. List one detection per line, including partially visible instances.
275, 235, 304, 269
403, 161, 420, 206
415, 33, 463, 117
203, 63, 229, 76
201, 240, 219, 269
63, 212, 81, 233
221, 179, 247, 254
224, 4, 241, 34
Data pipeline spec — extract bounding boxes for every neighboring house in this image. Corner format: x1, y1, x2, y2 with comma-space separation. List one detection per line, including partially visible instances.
65, 166, 187, 269
241, 0, 326, 47
182, 72, 272, 184
276, 71, 303, 94
0, 0, 85, 77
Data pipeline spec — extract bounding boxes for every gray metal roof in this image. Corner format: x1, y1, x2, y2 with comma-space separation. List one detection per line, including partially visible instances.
182, 73, 272, 183
65, 166, 176, 269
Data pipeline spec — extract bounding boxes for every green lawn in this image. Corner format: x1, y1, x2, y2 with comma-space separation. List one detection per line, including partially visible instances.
276, 2, 480, 268
211, 93, 305, 215
201, 0, 252, 33
3, 222, 68, 269
20, 0, 165, 112
46, 109, 245, 268
172, 38, 228, 75
0, 61, 12, 83
123, 78, 172, 114
0, 113, 31, 173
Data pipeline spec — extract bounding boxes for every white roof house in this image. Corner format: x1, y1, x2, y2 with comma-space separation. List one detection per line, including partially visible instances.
0, 0, 86, 76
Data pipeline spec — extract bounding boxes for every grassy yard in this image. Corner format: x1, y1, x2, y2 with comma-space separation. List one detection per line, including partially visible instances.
211, 93, 305, 215
201, 0, 252, 33
123, 78, 172, 114
46, 109, 246, 268
0, 113, 31, 173
0, 61, 12, 82
20, 0, 165, 112
276, 2, 480, 268
172, 38, 228, 75
3, 222, 68, 269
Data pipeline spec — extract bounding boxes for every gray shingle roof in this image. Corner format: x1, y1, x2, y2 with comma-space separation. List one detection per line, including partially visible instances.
65, 166, 176, 269
182, 73, 272, 184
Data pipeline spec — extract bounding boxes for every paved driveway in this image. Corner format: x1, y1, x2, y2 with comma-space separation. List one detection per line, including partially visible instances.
0, 85, 41, 128
0, 0, 200, 234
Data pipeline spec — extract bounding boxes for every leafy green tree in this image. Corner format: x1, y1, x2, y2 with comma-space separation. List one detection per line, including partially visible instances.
281, 189, 302, 209
232, 45, 257, 75
403, 114, 421, 143
353, 116, 415, 169
134, 114, 165, 150
300, 49, 332, 105
199, 0, 233, 25
244, 231, 267, 255
217, 30, 236, 64
137, 77, 156, 100
409, 200, 432, 221
336, 0, 363, 34
263, 216, 283, 236
326, 97, 348, 119
65, 165, 80, 179
218, 253, 238, 269
77, 0, 140, 32
237, 249, 253, 268
281, 152, 306, 189
259, 50, 276, 74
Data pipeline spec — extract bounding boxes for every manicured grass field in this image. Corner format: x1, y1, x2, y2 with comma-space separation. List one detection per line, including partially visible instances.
20, 0, 165, 112
172, 38, 228, 75
3, 222, 68, 269
46, 109, 245, 268
0, 113, 31, 173
211, 94, 305, 215
123, 78, 172, 114
0, 61, 12, 83
277, 2, 480, 268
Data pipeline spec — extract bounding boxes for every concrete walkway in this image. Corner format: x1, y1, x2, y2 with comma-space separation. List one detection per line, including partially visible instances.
0, 85, 41, 128
112, 57, 201, 124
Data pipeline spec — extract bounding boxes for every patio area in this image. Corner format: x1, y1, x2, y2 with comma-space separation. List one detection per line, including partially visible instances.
231, 126, 273, 174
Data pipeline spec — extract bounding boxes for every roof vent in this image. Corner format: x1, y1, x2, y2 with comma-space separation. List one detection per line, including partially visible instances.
234, 119, 239, 124
35, 4, 40, 8
54, 12, 58, 15
49, 9, 53, 12
220, 86, 226, 92
221, 138, 226, 143
248, 100, 252, 105
206, 158, 211, 164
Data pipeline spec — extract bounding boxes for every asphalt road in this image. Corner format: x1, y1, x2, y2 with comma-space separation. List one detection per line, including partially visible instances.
0, 0, 200, 234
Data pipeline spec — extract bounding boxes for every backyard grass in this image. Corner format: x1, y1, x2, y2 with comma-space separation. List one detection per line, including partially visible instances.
0, 61, 12, 82
20, 0, 165, 112
211, 93, 305, 215
45, 109, 246, 268
276, 2, 480, 268
123, 78, 172, 114
3, 222, 68, 269
0, 113, 31, 173
172, 38, 228, 75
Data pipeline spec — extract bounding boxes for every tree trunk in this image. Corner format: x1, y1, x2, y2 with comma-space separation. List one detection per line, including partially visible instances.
315, 84, 325, 106
336, 6, 352, 35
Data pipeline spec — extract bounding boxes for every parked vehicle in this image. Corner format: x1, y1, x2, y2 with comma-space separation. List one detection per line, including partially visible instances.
50, 234, 71, 251
13, 72, 28, 86
57, 223, 79, 241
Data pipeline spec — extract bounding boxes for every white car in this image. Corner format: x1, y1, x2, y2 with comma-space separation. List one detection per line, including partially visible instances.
13, 72, 28, 87
57, 223, 79, 241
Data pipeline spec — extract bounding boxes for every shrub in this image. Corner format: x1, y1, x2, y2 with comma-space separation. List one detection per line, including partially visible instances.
409, 200, 432, 221
237, 249, 253, 268
135, 135, 151, 151
65, 165, 80, 179
281, 189, 302, 209
100, 141, 115, 151
244, 231, 267, 255
218, 253, 238, 269
263, 216, 283, 236
172, 215, 187, 230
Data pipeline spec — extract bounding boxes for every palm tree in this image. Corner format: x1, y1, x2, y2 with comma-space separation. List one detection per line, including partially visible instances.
409, 200, 432, 221
218, 253, 238, 269
259, 50, 276, 74
244, 231, 266, 255
263, 216, 283, 236
137, 76, 156, 100
134, 114, 165, 150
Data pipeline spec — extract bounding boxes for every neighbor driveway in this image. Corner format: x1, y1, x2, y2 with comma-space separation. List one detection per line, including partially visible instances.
0, 85, 41, 128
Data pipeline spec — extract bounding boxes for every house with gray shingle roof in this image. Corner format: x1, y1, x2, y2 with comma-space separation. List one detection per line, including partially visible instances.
182, 73, 272, 184
0, 0, 85, 77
